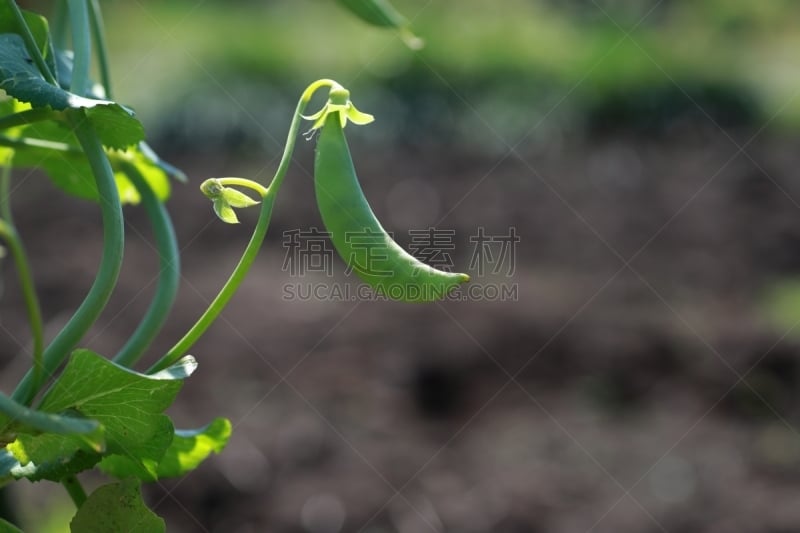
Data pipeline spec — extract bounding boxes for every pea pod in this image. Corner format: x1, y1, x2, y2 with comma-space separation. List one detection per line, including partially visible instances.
310, 88, 468, 302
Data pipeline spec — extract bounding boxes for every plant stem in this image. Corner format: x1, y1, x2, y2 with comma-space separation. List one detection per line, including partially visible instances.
0, 168, 44, 391
5, 0, 57, 85
0, 161, 12, 221
147, 192, 275, 374
0, 134, 80, 154
88, 0, 112, 99
12, 110, 124, 405
62, 475, 87, 508
66, 0, 91, 96
0, 108, 60, 131
215, 177, 269, 196
113, 162, 179, 368
147, 79, 337, 373
52, 0, 68, 51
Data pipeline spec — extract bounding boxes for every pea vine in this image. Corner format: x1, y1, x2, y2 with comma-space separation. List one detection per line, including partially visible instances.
0, 1, 462, 531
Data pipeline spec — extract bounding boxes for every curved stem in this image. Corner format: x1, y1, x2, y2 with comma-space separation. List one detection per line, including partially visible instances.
147, 192, 273, 374
12, 110, 124, 405
4, 0, 57, 85
215, 177, 268, 196
0, 168, 44, 391
0, 108, 60, 132
113, 162, 179, 368
269, 78, 338, 193
0, 222, 44, 391
88, 0, 112, 99
62, 475, 87, 508
146, 79, 336, 373
66, 0, 91, 96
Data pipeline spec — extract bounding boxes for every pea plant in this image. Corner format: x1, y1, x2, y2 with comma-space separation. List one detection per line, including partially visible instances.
0, 0, 465, 530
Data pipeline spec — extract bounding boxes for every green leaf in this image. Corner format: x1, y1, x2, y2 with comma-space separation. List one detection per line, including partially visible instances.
37, 350, 185, 475
336, 0, 423, 49
0, 5, 51, 59
4, 433, 101, 482
97, 418, 173, 481
0, 517, 24, 533
0, 34, 143, 149
4, 116, 173, 203
113, 145, 173, 205
0, 392, 103, 449
6, 118, 96, 200
84, 104, 143, 151
212, 197, 239, 224
100, 417, 231, 480
159, 418, 231, 477
70, 479, 165, 533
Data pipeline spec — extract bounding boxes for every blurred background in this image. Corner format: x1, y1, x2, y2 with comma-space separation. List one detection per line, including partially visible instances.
3, 0, 800, 531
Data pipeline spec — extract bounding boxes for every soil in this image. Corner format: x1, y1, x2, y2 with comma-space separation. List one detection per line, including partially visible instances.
3, 121, 800, 532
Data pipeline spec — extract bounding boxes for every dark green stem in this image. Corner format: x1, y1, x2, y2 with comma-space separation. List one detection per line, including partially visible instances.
88, 0, 112, 99
0, 108, 60, 131
113, 162, 179, 368
12, 110, 124, 405
5, 0, 57, 85
147, 79, 336, 373
62, 475, 87, 508
66, 0, 91, 95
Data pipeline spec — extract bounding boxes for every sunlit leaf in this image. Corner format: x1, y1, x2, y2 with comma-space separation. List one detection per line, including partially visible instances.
4, 433, 101, 482
37, 350, 186, 475
100, 417, 231, 480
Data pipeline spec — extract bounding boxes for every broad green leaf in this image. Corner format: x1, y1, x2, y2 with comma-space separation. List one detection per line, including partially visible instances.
4, 115, 174, 203
70, 479, 165, 533
158, 418, 231, 477
336, 0, 423, 49
4, 433, 101, 482
38, 350, 185, 473
7, 118, 96, 200
0, 34, 143, 149
97, 417, 173, 480
0, 392, 103, 449
0, 517, 23, 533
100, 417, 231, 480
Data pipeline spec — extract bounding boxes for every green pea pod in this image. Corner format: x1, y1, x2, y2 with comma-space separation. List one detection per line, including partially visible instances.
314, 113, 468, 302
336, 0, 424, 50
